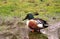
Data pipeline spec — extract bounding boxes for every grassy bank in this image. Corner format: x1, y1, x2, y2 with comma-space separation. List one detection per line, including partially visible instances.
0, 0, 60, 20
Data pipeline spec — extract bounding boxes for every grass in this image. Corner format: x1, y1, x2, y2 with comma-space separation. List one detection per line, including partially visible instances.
0, 0, 60, 39
0, 0, 60, 20
29, 32, 48, 39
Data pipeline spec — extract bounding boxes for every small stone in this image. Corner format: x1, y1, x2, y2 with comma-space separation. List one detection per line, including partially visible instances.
11, 10, 15, 12
3, 1, 7, 4
40, 0, 43, 2
34, 12, 39, 15
46, 3, 50, 6
3, 0, 7, 4
34, 4, 38, 7
15, 3, 17, 6
52, 17, 56, 20
28, 0, 35, 3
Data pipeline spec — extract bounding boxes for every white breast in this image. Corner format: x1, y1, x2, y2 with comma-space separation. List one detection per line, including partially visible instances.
37, 24, 43, 28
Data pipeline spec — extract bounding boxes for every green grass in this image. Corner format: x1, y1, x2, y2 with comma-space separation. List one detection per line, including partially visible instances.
0, 0, 60, 19
0, 0, 60, 27
29, 32, 48, 39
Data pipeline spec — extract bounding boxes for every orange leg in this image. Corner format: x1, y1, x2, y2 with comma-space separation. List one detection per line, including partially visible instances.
31, 29, 34, 32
